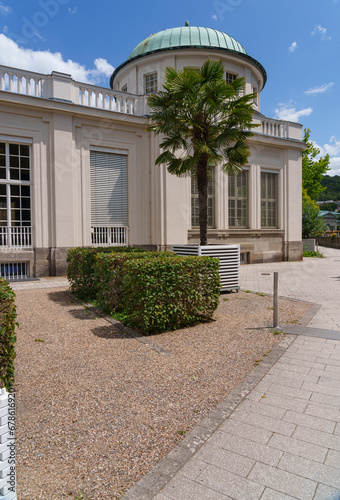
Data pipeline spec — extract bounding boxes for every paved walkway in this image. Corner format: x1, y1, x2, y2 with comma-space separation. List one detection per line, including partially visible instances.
122, 246, 340, 500
10, 248, 340, 499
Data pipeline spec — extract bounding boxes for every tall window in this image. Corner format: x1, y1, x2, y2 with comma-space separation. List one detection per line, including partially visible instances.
121, 84, 127, 93
0, 142, 31, 247
90, 150, 128, 245
226, 72, 237, 84
144, 73, 158, 94
228, 170, 248, 227
261, 172, 278, 228
191, 172, 215, 228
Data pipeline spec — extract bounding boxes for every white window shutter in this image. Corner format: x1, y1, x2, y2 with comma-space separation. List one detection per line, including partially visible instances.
90, 151, 128, 227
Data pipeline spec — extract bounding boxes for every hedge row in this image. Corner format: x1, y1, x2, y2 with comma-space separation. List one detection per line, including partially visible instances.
67, 246, 147, 299
0, 279, 17, 391
119, 255, 220, 334
67, 247, 220, 334
94, 251, 174, 314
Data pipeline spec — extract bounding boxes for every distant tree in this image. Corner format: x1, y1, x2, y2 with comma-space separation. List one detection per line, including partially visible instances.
318, 202, 337, 212
319, 174, 340, 201
302, 188, 326, 239
147, 60, 257, 246
302, 128, 330, 201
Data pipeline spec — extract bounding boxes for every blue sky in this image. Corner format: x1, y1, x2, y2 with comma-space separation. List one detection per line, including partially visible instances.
0, 0, 339, 175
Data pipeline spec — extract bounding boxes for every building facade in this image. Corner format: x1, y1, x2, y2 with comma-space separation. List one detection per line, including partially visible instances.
0, 26, 304, 278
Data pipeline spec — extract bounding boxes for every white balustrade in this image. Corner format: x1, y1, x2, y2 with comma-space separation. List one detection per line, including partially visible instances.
91, 226, 128, 246
0, 227, 32, 250
0, 64, 301, 137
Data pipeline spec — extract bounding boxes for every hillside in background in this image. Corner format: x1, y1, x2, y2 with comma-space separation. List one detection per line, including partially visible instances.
318, 175, 340, 202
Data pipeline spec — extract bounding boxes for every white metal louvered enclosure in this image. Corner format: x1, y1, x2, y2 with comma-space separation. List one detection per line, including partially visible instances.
90, 149, 128, 246
172, 245, 240, 292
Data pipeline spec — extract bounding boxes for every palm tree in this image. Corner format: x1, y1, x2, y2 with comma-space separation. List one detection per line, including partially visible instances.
147, 59, 258, 246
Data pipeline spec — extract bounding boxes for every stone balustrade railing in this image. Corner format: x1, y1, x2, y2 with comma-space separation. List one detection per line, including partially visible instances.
0, 64, 302, 138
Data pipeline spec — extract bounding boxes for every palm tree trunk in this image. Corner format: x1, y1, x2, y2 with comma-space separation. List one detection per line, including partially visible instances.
196, 155, 209, 246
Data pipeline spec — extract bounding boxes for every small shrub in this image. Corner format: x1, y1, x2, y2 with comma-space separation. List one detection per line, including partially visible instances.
120, 255, 220, 334
0, 279, 18, 391
303, 250, 324, 258
94, 251, 175, 314
67, 246, 146, 300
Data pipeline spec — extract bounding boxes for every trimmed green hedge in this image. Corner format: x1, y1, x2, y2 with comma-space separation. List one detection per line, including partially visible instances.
67, 246, 147, 300
67, 247, 220, 335
120, 255, 220, 334
0, 279, 17, 391
94, 251, 175, 314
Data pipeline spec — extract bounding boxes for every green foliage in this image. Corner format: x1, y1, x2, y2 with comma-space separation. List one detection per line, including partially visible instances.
302, 188, 326, 239
303, 250, 324, 258
318, 202, 338, 212
147, 60, 258, 245
67, 247, 146, 300
0, 279, 17, 391
302, 128, 330, 201
94, 251, 174, 314
120, 255, 220, 334
319, 175, 340, 202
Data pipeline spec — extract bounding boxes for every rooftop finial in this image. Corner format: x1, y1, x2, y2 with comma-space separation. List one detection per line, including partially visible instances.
185, 21, 189, 27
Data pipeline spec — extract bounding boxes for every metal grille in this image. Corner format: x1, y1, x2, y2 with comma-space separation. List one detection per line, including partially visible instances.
228, 170, 248, 227
91, 226, 128, 246
172, 244, 240, 292
0, 262, 28, 280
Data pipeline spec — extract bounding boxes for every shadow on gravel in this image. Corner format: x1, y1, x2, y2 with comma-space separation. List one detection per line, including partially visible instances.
47, 290, 76, 306
91, 325, 128, 340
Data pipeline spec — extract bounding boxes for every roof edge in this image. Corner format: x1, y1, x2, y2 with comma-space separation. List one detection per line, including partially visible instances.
110, 46, 267, 90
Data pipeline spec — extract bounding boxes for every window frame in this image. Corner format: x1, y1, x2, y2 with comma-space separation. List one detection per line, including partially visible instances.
228, 169, 248, 228
261, 171, 279, 228
0, 141, 32, 229
144, 72, 158, 95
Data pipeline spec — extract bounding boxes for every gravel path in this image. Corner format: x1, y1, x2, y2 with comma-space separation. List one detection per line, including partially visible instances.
14, 287, 311, 500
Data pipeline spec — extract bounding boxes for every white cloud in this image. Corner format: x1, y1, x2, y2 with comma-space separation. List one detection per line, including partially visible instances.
289, 41, 298, 53
0, 34, 114, 84
0, 2, 11, 16
275, 102, 313, 123
68, 7, 77, 14
314, 137, 340, 176
328, 157, 340, 176
305, 82, 335, 95
311, 25, 331, 41
212, 14, 218, 20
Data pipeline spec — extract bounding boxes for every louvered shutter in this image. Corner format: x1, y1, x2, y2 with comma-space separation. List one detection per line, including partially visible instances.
90, 151, 128, 226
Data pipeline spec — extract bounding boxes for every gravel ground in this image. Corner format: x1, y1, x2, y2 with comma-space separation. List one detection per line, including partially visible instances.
14, 287, 311, 500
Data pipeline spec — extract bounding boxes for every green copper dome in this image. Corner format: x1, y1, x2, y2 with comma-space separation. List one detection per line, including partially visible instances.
128, 26, 247, 60
110, 25, 267, 89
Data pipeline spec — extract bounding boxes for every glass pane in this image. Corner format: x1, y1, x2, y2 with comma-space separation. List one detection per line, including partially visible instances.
9, 144, 19, 155
10, 198, 21, 209
10, 168, 19, 180
10, 185, 19, 196
21, 185, 30, 197
20, 157, 29, 169
0, 197, 6, 207
0, 155, 5, 167
10, 156, 19, 168
11, 210, 21, 221
21, 198, 30, 209
20, 145, 30, 156
0, 168, 6, 179
0, 185, 6, 196
0, 143, 5, 154
20, 169, 30, 181
22, 210, 31, 222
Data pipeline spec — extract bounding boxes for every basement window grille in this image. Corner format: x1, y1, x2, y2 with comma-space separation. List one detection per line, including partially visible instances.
0, 261, 28, 280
